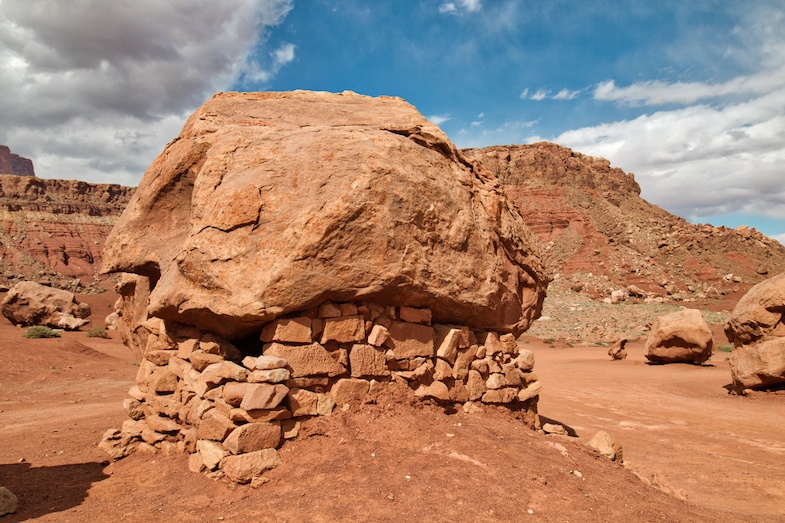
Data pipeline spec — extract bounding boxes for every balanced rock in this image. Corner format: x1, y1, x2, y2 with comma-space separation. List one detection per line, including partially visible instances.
0, 280, 91, 330
102, 91, 547, 340
725, 273, 785, 391
645, 309, 714, 364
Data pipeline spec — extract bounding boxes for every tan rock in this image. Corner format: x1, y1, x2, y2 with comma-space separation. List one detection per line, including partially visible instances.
224, 422, 281, 454
223, 382, 254, 406
608, 339, 628, 360
168, 356, 192, 378
588, 430, 623, 461
386, 321, 435, 359
198, 410, 236, 441
433, 358, 453, 381
240, 384, 289, 411
201, 361, 249, 387
729, 338, 785, 392
230, 406, 291, 423
367, 324, 391, 347
318, 302, 341, 318
253, 355, 289, 370
102, 91, 547, 340
481, 388, 517, 404
514, 349, 535, 371
725, 272, 785, 346
200, 333, 242, 361
145, 414, 180, 433
452, 344, 478, 381
517, 381, 542, 402
263, 342, 345, 377
320, 315, 365, 344
287, 388, 318, 416
331, 378, 370, 403
221, 448, 282, 484
260, 317, 312, 343
399, 306, 432, 325
248, 368, 291, 383
1, 280, 91, 330
146, 350, 177, 366
189, 351, 224, 372
434, 324, 461, 364
176, 338, 199, 360
188, 452, 205, 473
415, 380, 450, 402
197, 439, 227, 470
349, 344, 390, 378
317, 394, 335, 416
645, 309, 714, 364
149, 367, 178, 394
282, 419, 301, 439
466, 369, 486, 401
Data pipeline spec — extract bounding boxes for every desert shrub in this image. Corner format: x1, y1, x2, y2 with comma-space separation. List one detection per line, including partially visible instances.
86, 326, 110, 339
23, 325, 61, 339
717, 344, 733, 353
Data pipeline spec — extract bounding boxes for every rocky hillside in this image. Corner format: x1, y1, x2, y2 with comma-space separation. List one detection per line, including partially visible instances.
464, 142, 785, 303
0, 174, 133, 291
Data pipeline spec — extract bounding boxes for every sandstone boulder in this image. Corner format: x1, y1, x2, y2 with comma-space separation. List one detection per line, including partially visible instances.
103, 91, 547, 340
645, 309, 714, 364
725, 272, 785, 346
725, 273, 785, 391
0, 280, 90, 330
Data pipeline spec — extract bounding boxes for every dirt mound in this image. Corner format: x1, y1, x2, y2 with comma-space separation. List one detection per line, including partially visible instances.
464, 143, 785, 302
58, 338, 113, 359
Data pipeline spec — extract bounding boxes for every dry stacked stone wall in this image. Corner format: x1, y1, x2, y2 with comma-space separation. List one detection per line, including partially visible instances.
101, 301, 541, 484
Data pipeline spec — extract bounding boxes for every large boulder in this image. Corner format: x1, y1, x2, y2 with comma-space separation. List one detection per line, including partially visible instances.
0, 280, 91, 330
725, 273, 785, 391
645, 308, 714, 364
103, 91, 548, 340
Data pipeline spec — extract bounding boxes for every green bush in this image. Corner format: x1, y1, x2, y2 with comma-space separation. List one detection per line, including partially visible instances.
23, 325, 61, 339
717, 344, 733, 353
86, 326, 110, 339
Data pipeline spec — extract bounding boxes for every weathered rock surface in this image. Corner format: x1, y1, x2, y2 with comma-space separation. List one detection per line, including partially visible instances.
103, 90, 547, 340
0, 173, 133, 288
725, 273, 785, 391
0, 486, 18, 516
1, 280, 91, 329
464, 143, 785, 300
645, 309, 714, 364
0, 145, 34, 176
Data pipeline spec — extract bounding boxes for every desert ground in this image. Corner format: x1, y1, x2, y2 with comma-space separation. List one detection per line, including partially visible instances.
1, 290, 783, 522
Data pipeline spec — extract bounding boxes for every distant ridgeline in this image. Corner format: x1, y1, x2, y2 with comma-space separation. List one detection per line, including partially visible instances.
0, 148, 134, 292
0, 145, 35, 177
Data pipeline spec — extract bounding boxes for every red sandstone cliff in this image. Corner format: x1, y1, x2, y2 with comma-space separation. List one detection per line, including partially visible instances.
464, 143, 785, 300
0, 145, 35, 177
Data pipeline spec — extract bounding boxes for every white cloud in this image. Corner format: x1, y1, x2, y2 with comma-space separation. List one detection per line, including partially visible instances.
530, 89, 548, 101
0, 0, 293, 186
553, 88, 580, 100
439, 0, 481, 15
456, 119, 541, 148
594, 66, 785, 106
427, 113, 452, 126
245, 41, 297, 83
556, 87, 785, 221
774, 233, 785, 246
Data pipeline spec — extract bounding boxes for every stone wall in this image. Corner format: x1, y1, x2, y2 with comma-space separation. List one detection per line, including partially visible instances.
101, 300, 541, 484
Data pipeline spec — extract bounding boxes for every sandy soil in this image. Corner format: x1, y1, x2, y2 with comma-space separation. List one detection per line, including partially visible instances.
0, 291, 783, 522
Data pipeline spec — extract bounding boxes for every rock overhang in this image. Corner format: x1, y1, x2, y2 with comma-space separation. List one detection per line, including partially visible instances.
103, 90, 549, 340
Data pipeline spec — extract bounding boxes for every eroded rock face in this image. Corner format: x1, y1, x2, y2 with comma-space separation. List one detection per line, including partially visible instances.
103, 91, 548, 340
0, 280, 91, 330
725, 273, 785, 391
645, 309, 714, 364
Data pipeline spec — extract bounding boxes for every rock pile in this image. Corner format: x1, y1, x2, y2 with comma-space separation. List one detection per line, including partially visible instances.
725, 272, 785, 392
644, 308, 714, 365
100, 300, 542, 483
101, 90, 548, 484
1, 280, 91, 330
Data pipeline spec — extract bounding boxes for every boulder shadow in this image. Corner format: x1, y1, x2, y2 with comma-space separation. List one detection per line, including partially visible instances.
0, 461, 109, 521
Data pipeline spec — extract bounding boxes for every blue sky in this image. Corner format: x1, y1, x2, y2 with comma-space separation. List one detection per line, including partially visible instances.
1, 0, 784, 241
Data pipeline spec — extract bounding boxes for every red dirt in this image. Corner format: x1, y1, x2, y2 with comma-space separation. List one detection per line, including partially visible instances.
0, 292, 782, 522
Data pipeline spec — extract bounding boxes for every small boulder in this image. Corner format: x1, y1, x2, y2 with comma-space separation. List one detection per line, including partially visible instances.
1, 280, 91, 330
0, 486, 18, 516
608, 339, 628, 361
588, 430, 623, 461
645, 309, 714, 365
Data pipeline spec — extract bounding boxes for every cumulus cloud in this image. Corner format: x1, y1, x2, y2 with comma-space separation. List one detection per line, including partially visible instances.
0, 0, 293, 186
557, 88, 785, 223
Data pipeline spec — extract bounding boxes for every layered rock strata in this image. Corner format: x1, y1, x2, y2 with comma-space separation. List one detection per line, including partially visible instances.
100, 300, 541, 483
